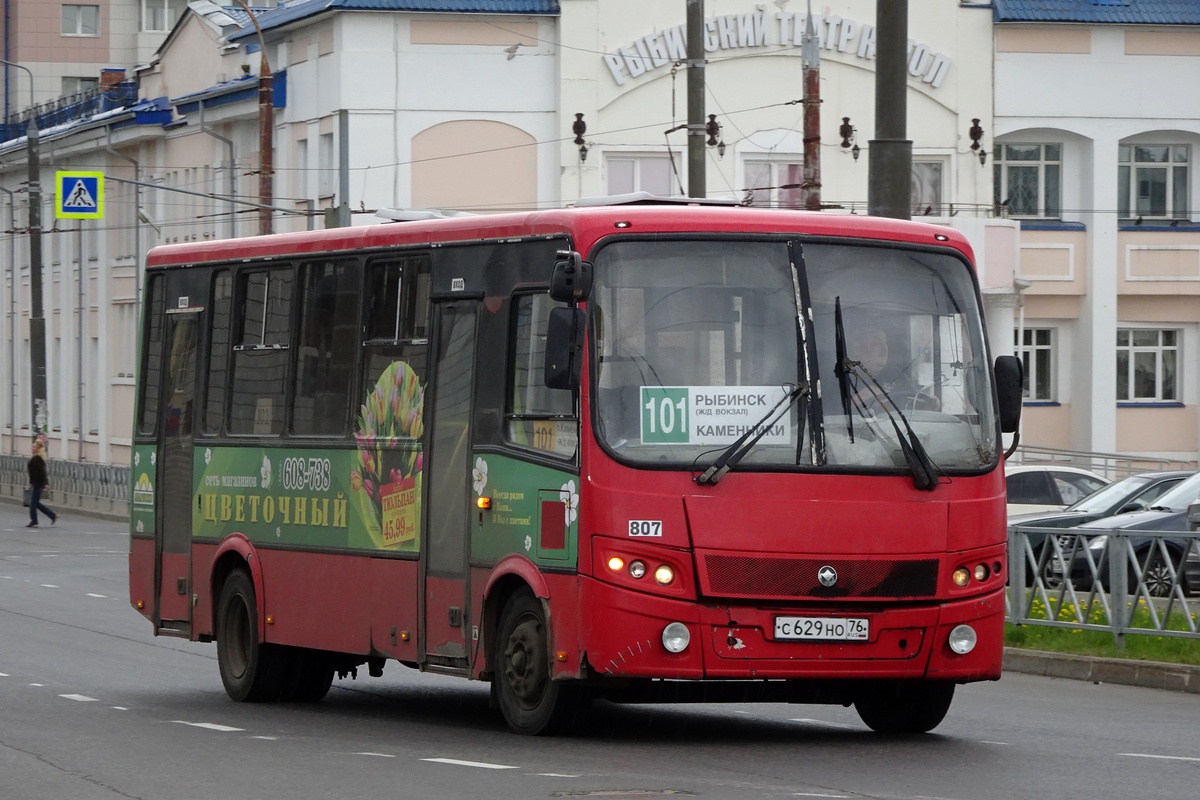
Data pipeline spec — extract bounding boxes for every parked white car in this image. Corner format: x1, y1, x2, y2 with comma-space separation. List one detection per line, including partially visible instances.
1004, 464, 1108, 516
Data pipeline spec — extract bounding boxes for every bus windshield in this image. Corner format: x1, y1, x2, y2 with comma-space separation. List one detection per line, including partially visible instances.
591, 238, 998, 473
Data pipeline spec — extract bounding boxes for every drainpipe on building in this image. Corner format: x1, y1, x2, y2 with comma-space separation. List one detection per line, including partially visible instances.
106, 129, 141, 312
233, 0, 274, 235
0, 184, 14, 453
198, 100, 237, 240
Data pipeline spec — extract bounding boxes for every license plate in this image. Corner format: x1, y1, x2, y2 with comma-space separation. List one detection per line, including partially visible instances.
774, 616, 869, 641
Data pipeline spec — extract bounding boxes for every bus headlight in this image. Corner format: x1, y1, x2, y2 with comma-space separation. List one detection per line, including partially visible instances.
654, 565, 675, 585
948, 624, 977, 655
662, 622, 690, 653
973, 563, 990, 582
952, 567, 971, 587
628, 560, 647, 579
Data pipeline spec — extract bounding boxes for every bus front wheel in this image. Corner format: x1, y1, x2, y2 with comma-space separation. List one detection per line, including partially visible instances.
216, 569, 283, 702
854, 680, 955, 734
494, 590, 587, 735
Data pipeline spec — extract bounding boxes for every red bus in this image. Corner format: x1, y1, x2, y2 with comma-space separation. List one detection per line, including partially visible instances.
129, 199, 1023, 734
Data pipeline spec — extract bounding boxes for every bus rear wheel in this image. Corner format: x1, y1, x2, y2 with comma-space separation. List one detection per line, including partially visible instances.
216, 569, 283, 702
854, 680, 955, 734
494, 590, 587, 735
281, 649, 335, 702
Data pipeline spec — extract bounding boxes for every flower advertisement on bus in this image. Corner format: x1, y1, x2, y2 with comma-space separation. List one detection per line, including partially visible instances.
191, 360, 425, 552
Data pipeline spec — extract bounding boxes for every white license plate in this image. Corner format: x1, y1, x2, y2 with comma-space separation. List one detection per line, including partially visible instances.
774, 616, 869, 641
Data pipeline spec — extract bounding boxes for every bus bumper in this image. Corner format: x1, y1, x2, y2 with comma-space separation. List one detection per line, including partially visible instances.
578, 577, 1004, 682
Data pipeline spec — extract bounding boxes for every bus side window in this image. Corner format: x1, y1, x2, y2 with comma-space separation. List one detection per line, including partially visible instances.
136, 275, 167, 436
507, 293, 576, 457
359, 256, 430, 427
202, 270, 232, 435
293, 259, 361, 436
230, 269, 293, 436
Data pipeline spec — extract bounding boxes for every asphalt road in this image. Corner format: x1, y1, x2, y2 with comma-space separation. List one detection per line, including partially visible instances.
2, 505, 1198, 800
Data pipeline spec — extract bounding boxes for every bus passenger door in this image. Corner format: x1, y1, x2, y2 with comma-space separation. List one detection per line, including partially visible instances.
155, 308, 199, 634
422, 300, 478, 667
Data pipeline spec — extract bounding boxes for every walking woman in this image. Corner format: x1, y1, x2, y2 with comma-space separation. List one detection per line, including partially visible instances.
27, 440, 57, 528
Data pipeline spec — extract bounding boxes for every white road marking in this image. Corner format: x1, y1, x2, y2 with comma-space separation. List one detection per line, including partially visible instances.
86, 593, 106, 598
0, 672, 8, 677
422, 758, 519, 770
980, 741, 1010, 746
353, 752, 396, 758
40, 584, 59, 588
789, 718, 860, 729
1119, 753, 1200, 763
250, 736, 278, 740
29, 683, 44, 687
112, 707, 129, 711
793, 794, 852, 798
537, 773, 580, 778
172, 721, 244, 732
59, 694, 98, 702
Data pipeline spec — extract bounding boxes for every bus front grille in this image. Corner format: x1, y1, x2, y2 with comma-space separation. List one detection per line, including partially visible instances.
701, 554, 939, 599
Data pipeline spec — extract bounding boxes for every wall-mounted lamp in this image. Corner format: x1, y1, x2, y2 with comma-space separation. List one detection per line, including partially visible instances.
717, 139, 726, 158
969, 117, 987, 166
579, 143, 589, 162
572, 112, 586, 146
839, 116, 860, 162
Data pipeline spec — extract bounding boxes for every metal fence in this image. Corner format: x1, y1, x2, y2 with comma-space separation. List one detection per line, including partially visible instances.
1010, 445, 1196, 482
0, 455, 130, 518
1007, 525, 1200, 647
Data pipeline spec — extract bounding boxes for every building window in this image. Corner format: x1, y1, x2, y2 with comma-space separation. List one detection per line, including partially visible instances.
1119, 145, 1189, 219
1117, 328, 1178, 402
62, 4, 100, 36
745, 160, 802, 207
141, 0, 184, 32
318, 132, 335, 198
911, 160, 945, 217
61, 77, 98, 97
115, 302, 137, 378
607, 155, 676, 197
1015, 328, 1054, 401
994, 144, 1061, 217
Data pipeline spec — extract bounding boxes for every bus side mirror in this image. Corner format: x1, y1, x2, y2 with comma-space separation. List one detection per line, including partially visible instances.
549, 251, 593, 304
544, 307, 585, 390
994, 355, 1023, 434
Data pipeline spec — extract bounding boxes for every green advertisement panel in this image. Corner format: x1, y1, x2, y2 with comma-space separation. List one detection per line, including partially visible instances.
130, 444, 158, 537
193, 442, 422, 551
471, 452, 579, 568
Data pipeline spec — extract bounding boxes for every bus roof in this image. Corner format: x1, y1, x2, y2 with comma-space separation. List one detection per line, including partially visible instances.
144, 205, 975, 269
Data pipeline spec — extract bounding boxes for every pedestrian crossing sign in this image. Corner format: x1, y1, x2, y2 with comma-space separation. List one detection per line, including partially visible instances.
56, 171, 105, 219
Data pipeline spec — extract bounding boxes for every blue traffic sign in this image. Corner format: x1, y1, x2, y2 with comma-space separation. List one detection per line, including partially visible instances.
56, 171, 105, 219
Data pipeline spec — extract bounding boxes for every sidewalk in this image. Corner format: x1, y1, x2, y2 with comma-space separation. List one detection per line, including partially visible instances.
1003, 647, 1200, 694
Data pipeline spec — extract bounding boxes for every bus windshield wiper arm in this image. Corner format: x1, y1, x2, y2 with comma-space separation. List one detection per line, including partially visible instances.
695, 383, 808, 486
844, 363, 941, 492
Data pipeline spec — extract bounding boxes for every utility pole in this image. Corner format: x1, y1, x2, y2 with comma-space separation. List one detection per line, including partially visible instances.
800, 2, 821, 210
867, 0, 911, 220
1, 58, 47, 438
235, 1, 273, 235
686, 0, 705, 198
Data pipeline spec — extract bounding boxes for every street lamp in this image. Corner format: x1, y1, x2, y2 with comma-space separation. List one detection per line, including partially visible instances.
0, 58, 47, 439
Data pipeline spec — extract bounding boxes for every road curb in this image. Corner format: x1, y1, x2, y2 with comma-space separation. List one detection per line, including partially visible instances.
1004, 647, 1200, 694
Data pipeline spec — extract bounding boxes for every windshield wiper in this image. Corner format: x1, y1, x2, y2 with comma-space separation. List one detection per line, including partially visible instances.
832, 298, 940, 492
695, 383, 808, 485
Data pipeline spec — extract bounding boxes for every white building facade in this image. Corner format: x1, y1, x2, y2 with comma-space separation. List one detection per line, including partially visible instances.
0, 0, 1194, 479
